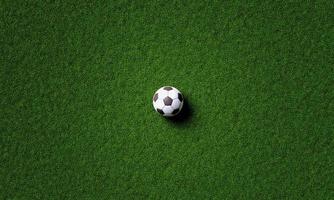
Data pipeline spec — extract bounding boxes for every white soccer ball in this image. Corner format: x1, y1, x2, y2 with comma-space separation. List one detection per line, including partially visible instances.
152, 86, 184, 117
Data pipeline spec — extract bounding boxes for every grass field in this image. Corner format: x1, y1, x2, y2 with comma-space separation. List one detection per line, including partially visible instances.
1, 0, 333, 199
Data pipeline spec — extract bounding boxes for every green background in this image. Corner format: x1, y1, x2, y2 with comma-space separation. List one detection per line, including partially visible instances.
1, 0, 333, 199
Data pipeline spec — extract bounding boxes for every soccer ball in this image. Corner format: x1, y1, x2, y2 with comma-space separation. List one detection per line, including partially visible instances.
152, 86, 184, 117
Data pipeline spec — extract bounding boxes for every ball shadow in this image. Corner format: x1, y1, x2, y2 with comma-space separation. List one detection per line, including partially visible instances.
167, 99, 193, 124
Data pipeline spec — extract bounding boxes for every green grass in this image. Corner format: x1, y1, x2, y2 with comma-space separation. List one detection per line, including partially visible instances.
1, 0, 333, 199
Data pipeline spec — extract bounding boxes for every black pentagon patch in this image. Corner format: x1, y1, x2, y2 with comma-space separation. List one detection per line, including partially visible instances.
172, 108, 179, 114
153, 93, 159, 102
163, 96, 173, 106
157, 108, 164, 115
163, 86, 173, 91
178, 93, 183, 102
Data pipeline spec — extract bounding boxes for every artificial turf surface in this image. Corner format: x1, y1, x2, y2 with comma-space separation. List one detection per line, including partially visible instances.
1, 0, 334, 199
